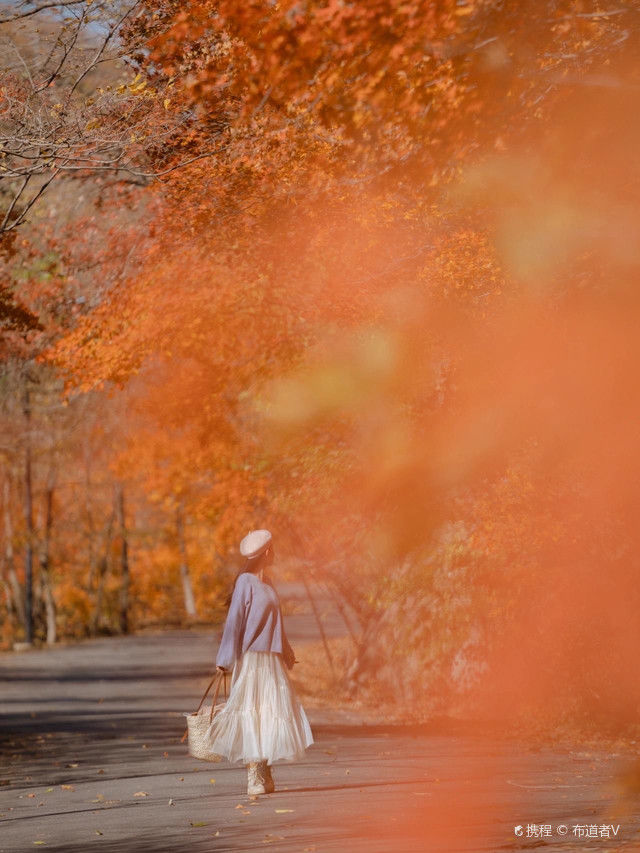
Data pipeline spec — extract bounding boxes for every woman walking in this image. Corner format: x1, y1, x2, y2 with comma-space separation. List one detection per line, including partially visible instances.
207, 529, 314, 795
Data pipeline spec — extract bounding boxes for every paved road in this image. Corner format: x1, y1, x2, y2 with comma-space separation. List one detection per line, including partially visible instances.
1, 607, 640, 852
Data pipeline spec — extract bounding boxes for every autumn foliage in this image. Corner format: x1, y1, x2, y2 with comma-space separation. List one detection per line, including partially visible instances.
1, 0, 640, 743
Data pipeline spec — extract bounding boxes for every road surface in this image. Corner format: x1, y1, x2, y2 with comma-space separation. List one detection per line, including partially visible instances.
1, 596, 640, 852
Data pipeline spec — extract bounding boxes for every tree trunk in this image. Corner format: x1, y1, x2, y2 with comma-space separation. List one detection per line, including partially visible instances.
84, 440, 97, 593
90, 501, 115, 636
117, 484, 129, 634
3, 477, 25, 631
39, 480, 56, 645
301, 572, 336, 679
176, 502, 197, 619
323, 579, 360, 649
23, 385, 34, 646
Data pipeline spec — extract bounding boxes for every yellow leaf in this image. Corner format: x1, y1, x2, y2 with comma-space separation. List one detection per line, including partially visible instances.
274, 808, 294, 813
129, 80, 147, 95
133, 791, 149, 797
164, 98, 171, 110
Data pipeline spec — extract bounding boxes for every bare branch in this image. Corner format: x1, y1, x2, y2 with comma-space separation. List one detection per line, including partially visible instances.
1, 173, 31, 231
67, 1, 141, 98
0, 0, 87, 24
4, 167, 62, 231
34, 9, 86, 93
551, 9, 631, 22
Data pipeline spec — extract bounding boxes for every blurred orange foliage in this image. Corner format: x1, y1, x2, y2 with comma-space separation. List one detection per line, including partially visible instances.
24, 0, 640, 739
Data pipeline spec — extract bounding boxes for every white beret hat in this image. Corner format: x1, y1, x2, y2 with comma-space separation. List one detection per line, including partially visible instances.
240, 529, 272, 559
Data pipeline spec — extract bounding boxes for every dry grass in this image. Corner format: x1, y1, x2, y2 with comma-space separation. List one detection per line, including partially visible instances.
289, 637, 354, 708
289, 636, 420, 723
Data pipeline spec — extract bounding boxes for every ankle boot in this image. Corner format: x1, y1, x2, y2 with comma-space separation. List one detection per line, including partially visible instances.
263, 762, 275, 793
246, 761, 266, 795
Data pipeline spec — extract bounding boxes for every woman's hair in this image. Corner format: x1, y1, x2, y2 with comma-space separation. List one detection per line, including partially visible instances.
224, 547, 274, 608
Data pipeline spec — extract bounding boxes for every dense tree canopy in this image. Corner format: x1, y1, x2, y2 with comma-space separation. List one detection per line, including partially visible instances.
1, 0, 640, 736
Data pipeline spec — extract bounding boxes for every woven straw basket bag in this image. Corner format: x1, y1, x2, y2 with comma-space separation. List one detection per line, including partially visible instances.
182, 671, 228, 762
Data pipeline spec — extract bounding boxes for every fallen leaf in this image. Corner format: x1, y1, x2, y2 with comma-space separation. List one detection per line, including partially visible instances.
95, 830, 103, 836
178, 777, 184, 782
66, 763, 79, 768
168, 798, 174, 806
209, 778, 216, 784
33, 843, 45, 846
91, 795, 105, 803
141, 744, 149, 750
274, 809, 294, 813
190, 821, 207, 827
60, 785, 74, 791
45, 788, 53, 793
133, 791, 149, 797
97, 769, 104, 775
162, 752, 169, 758
27, 793, 35, 798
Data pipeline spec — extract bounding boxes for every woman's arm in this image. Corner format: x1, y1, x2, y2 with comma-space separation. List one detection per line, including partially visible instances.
215, 574, 249, 671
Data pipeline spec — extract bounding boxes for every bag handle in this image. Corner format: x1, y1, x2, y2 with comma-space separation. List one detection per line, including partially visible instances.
206, 671, 228, 723
180, 671, 228, 743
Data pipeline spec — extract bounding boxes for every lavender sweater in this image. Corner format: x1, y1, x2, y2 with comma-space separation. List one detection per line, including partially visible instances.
215, 572, 295, 671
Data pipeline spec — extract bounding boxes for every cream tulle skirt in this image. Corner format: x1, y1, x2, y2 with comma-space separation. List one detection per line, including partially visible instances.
204, 650, 314, 764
